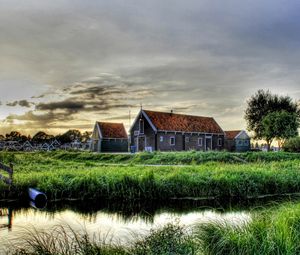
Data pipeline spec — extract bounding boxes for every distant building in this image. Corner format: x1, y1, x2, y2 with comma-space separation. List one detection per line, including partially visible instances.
41, 143, 50, 151
22, 141, 34, 151
225, 130, 250, 152
130, 109, 225, 152
91, 122, 128, 152
50, 139, 61, 149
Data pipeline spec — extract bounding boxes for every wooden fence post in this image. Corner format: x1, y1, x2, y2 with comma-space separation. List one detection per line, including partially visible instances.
9, 163, 13, 186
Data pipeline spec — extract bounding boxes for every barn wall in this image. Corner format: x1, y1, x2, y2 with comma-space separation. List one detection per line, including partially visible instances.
101, 139, 128, 152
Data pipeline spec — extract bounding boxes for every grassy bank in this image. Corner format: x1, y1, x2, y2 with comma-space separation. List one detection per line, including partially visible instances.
197, 202, 300, 254
1, 151, 300, 202
41, 150, 300, 164
2, 150, 300, 166
9, 202, 300, 255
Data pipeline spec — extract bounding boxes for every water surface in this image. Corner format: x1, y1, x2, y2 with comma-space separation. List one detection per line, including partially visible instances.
0, 200, 251, 253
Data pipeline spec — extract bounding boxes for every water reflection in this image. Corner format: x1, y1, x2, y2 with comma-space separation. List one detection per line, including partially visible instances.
0, 200, 253, 252
0, 196, 298, 253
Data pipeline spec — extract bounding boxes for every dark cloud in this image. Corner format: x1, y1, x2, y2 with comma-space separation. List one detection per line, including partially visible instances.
5, 110, 74, 125
6, 100, 32, 107
36, 100, 85, 112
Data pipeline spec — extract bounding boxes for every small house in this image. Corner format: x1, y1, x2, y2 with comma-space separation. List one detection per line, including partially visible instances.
91, 122, 128, 152
41, 143, 50, 151
22, 141, 34, 151
130, 109, 225, 152
225, 130, 250, 152
50, 139, 61, 149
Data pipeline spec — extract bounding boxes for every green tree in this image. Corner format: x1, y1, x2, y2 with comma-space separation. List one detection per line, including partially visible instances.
5, 131, 22, 141
283, 137, 300, 152
81, 131, 92, 142
32, 131, 54, 143
56, 130, 82, 143
245, 90, 299, 149
262, 111, 299, 149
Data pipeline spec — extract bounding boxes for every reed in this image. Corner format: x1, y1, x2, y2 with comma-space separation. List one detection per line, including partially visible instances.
197, 202, 300, 254
10, 224, 196, 255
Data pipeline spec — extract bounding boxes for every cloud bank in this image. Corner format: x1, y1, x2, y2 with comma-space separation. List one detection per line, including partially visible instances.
0, 0, 300, 134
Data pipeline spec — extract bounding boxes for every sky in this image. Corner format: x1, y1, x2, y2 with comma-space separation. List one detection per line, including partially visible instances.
0, 0, 300, 135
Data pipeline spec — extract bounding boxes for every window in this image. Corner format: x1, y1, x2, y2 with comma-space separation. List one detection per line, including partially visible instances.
139, 119, 144, 134
160, 136, 164, 142
198, 138, 203, 146
238, 140, 243, 145
185, 136, 189, 143
244, 140, 249, 145
218, 138, 222, 146
170, 136, 175, 146
134, 130, 139, 136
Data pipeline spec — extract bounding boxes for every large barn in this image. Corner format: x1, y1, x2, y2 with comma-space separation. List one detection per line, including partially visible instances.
91, 122, 128, 152
129, 109, 225, 152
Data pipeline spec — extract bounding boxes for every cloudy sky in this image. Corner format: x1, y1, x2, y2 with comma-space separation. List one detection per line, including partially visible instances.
1, 0, 300, 135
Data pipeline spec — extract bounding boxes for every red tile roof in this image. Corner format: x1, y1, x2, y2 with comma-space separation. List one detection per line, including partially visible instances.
97, 122, 128, 139
225, 130, 241, 140
143, 110, 224, 134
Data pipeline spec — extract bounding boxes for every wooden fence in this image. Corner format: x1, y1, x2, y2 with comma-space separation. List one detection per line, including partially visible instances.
0, 162, 13, 186
0, 208, 12, 230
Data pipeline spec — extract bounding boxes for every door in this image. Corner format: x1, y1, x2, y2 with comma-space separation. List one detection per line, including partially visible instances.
205, 138, 212, 151
138, 136, 146, 152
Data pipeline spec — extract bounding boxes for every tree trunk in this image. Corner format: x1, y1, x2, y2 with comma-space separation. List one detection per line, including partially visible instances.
266, 140, 272, 151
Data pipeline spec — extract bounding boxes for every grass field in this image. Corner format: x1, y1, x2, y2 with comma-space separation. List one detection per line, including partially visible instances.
1, 151, 300, 202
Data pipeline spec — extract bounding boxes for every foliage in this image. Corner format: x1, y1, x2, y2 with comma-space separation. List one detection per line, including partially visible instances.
10, 224, 197, 255
56, 129, 82, 143
245, 89, 299, 147
2, 152, 300, 202
32, 131, 54, 143
197, 202, 300, 255
5, 131, 29, 142
262, 110, 299, 148
0, 129, 91, 143
283, 137, 300, 153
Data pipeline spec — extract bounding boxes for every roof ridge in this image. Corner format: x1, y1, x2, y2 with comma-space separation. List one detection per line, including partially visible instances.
97, 121, 124, 125
143, 109, 213, 119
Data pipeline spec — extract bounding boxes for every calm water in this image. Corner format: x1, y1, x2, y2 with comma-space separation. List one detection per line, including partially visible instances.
0, 200, 251, 254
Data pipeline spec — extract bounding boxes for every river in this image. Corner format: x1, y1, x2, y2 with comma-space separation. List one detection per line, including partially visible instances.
1, 198, 289, 254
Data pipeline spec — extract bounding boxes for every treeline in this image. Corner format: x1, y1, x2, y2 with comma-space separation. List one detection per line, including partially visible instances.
0, 130, 92, 144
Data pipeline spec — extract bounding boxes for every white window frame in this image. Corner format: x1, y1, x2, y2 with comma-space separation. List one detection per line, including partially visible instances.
139, 119, 144, 134
170, 136, 175, 146
185, 136, 189, 143
160, 136, 164, 142
198, 138, 203, 146
218, 138, 222, 146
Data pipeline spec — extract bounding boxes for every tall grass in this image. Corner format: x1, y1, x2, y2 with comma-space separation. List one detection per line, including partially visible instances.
1, 151, 300, 202
10, 224, 197, 255
197, 202, 300, 254
49, 150, 300, 164
2, 150, 299, 166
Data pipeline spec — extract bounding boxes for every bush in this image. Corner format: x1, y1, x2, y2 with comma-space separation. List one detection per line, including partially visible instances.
283, 137, 300, 153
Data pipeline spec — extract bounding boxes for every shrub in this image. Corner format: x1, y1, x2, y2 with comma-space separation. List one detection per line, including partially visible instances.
283, 137, 300, 153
